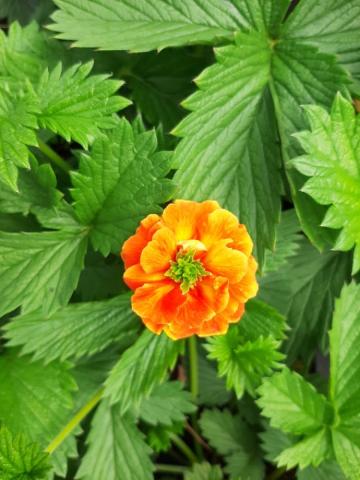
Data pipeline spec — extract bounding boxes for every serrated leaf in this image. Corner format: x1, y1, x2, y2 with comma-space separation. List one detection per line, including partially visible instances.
259, 423, 296, 464
0, 425, 51, 480
185, 462, 223, 480
4, 294, 139, 363
173, 31, 281, 266
297, 460, 346, 480
260, 238, 351, 365
206, 323, 284, 398
0, 0, 54, 26
0, 228, 87, 317
263, 209, 301, 274
76, 400, 154, 480
332, 424, 360, 480
329, 282, 360, 420
292, 94, 360, 273
225, 450, 264, 480
0, 212, 39, 232
238, 299, 287, 342
276, 428, 331, 470
0, 350, 77, 477
36, 62, 130, 148
105, 330, 183, 411
138, 381, 196, 426
197, 351, 231, 407
71, 119, 173, 256
257, 368, 333, 436
282, 0, 360, 78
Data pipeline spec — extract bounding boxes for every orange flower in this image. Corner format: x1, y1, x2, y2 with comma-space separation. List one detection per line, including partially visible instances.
121, 200, 258, 340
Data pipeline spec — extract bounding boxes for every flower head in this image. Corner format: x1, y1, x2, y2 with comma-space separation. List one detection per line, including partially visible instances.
121, 200, 258, 340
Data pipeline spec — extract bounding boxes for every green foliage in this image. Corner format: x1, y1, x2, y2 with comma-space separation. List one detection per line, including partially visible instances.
0, 425, 51, 480
185, 462, 223, 480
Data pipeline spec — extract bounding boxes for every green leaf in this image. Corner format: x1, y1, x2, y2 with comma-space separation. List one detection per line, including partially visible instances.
257, 368, 333, 436
36, 62, 130, 148
332, 424, 360, 480
206, 315, 284, 398
71, 119, 173, 256
50, 0, 248, 52
282, 0, 360, 78
238, 299, 287, 342
200, 409, 264, 480
173, 31, 281, 266
270, 39, 349, 249
0, 425, 51, 480
185, 462, 223, 480
76, 400, 154, 480
292, 94, 360, 273
0, 228, 88, 317
138, 381, 196, 426
105, 330, 183, 412
0, 212, 39, 232
263, 209, 301, 274
329, 282, 360, 420
0, 350, 77, 477
0, 0, 54, 26
197, 351, 231, 407
0, 86, 38, 190
259, 423, 296, 464
260, 238, 351, 365
297, 460, 346, 480
276, 428, 332, 470
4, 294, 139, 363
0, 155, 61, 216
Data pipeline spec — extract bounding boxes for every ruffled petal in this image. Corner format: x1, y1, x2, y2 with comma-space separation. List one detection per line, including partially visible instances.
140, 227, 177, 273
123, 263, 165, 290
229, 257, 258, 304
196, 275, 229, 314
198, 313, 229, 337
131, 280, 176, 322
203, 240, 248, 284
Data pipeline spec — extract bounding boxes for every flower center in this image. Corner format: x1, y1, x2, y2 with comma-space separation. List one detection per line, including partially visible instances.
166, 250, 208, 294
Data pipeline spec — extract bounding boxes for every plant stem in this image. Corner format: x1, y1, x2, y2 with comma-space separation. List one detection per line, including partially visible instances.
188, 336, 199, 400
155, 464, 189, 475
45, 387, 104, 454
170, 434, 197, 465
37, 137, 71, 174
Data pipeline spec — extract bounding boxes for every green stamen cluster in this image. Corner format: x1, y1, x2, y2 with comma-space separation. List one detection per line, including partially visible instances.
166, 250, 208, 294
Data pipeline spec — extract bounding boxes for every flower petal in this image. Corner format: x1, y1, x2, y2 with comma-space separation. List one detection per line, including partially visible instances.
123, 264, 165, 290
131, 280, 176, 321
140, 227, 177, 273
198, 313, 229, 337
203, 240, 249, 284
196, 276, 229, 313
229, 256, 258, 303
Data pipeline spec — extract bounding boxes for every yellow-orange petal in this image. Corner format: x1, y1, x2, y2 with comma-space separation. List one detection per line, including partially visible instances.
123, 264, 165, 290
162, 199, 220, 241
198, 313, 229, 337
121, 214, 161, 269
196, 276, 229, 314
229, 256, 258, 304
131, 281, 175, 321
140, 227, 177, 274
203, 240, 248, 284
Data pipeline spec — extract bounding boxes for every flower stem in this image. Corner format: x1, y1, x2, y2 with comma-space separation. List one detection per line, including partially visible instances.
45, 387, 104, 454
155, 464, 189, 475
188, 336, 199, 400
37, 138, 71, 174
170, 434, 197, 464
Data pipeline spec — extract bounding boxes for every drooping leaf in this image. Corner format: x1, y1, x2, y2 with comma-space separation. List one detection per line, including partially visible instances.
138, 381, 196, 426
0, 227, 88, 317
71, 119, 174, 256
257, 368, 333, 436
185, 462, 223, 480
292, 94, 360, 273
76, 400, 154, 480
173, 31, 281, 266
4, 294, 139, 363
0, 350, 77, 477
0, 425, 51, 480
329, 282, 360, 420
105, 330, 183, 411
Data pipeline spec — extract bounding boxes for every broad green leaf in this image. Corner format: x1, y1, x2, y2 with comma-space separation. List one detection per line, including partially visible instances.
0, 227, 88, 317
0, 1, 54, 26
332, 425, 360, 480
297, 460, 346, 480
225, 450, 264, 480
71, 119, 174, 256
146, 422, 183, 453
292, 94, 360, 273
206, 323, 284, 398
4, 294, 139, 363
138, 381, 196, 426
105, 330, 183, 411
173, 31, 281, 266
0, 86, 38, 190
0, 425, 51, 480
197, 350, 231, 407
257, 368, 333, 435
260, 238, 351, 365
50, 0, 248, 52
259, 423, 296, 464
76, 400, 154, 480
330, 282, 360, 419
0, 350, 77, 477
282, 0, 360, 78
185, 462, 223, 480
36, 62, 130, 148
263, 209, 301, 274
0, 212, 39, 232
238, 299, 287, 342
270, 40, 349, 249
276, 428, 332, 470
0, 155, 61, 216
